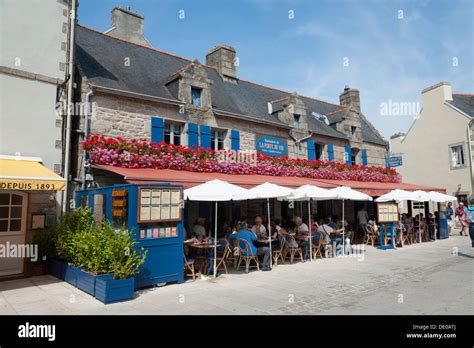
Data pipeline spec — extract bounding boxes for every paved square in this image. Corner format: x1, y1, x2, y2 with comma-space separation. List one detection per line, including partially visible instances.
1, 235, 472, 315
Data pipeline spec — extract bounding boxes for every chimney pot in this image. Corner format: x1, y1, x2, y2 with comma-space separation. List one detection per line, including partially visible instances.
340, 86, 361, 113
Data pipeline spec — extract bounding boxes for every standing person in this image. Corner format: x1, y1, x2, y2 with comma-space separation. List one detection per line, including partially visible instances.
464, 199, 474, 247
445, 202, 454, 235
357, 207, 369, 239
459, 206, 469, 236
252, 216, 267, 239
455, 202, 465, 234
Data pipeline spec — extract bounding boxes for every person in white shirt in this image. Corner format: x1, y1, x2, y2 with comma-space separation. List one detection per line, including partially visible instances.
251, 216, 267, 239
295, 216, 310, 261
317, 218, 348, 256
192, 217, 207, 240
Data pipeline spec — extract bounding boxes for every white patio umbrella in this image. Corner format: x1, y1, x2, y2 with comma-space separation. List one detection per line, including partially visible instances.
282, 184, 336, 261
410, 190, 430, 243
184, 179, 249, 278
246, 182, 294, 267
375, 189, 416, 202
327, 186, 372, 255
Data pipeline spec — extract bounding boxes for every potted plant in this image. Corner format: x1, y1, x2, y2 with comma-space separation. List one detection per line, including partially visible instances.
95, 227, 146, 304
31, 229, 54, 276
75, 222, 114, 296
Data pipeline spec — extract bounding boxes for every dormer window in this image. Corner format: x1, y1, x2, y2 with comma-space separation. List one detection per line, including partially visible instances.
293, 114, 301, 128
351, 126, 357, 140
191, 87, 202, 106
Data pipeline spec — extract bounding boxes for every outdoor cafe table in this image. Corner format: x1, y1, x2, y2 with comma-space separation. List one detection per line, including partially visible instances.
253, 238, 278, 249
189, 242, 221, 275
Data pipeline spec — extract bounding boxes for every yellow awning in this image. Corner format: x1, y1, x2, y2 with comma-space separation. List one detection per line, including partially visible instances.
0, 158, 65, 191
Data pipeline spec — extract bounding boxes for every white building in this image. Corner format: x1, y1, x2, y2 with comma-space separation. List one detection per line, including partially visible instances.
390, 82, 474, 203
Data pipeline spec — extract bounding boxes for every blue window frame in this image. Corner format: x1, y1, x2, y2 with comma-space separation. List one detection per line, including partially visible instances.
191, 87, 202, 106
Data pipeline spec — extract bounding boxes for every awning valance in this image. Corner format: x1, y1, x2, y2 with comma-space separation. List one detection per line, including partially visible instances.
0, 158, 65, 191
94, 165, 446, 196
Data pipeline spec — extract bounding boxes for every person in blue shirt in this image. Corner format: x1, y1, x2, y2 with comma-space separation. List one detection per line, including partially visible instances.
234, 221, 271, 271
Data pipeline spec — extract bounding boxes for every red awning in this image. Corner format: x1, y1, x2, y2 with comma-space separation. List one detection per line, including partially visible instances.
95, 165, 446, 196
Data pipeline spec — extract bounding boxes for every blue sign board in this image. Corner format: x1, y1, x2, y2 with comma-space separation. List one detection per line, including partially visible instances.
256, 135, 288, 157
386, 156, 403, 168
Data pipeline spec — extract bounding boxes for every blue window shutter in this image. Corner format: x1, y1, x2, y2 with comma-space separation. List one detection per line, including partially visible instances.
151, 116, 164, 143
362, 149, 368, 165
327, 144, 334, 161
345, 146, 352, 164
187, 123, 199, 148
307, 139, 316, 161
230, 129, 240, 151
200, 125, 211, 149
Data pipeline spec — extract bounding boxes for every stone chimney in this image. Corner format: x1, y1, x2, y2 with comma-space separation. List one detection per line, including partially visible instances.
339, 85, 361, 113
421, 81, 453, 104
206, 45, 237, 80
107, 6, 151, 47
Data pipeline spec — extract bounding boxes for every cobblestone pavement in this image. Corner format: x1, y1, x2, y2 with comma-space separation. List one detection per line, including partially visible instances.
0, 234, 472, 315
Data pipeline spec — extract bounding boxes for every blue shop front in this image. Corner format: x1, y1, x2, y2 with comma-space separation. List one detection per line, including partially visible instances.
76, 184, 184, 289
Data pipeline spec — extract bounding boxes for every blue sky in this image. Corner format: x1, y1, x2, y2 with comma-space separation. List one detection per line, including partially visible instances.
77, 0, 473, 139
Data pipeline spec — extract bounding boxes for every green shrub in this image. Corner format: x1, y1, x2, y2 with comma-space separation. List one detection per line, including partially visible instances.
49, 207, 146, 279
32, 229, 55, 263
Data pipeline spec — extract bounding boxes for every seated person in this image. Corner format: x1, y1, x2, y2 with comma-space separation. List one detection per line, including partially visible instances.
318, 218, 347, 256
367, 220, 379, 234
327, 216, 337, 229
294, 217, 311, 260
192, 217, 207, 240
234, 222, 271, 271
252, 216, 267, 239
426, 213, 435, 240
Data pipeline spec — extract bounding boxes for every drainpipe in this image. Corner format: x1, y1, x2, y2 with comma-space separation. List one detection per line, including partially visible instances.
81, 90, 93, 189
61, 0, 77, 213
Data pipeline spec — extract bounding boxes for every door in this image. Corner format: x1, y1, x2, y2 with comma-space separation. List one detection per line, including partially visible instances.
0, 191, 28, 276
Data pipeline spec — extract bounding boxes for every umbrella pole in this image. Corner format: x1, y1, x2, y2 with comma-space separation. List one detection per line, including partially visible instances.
342, 199, 345, 256
308, 198, 313, 262
213, 201, 217, 278
267, 198, 272, 268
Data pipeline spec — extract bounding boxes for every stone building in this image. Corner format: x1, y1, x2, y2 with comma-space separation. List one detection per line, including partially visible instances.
71, 6, 389, 196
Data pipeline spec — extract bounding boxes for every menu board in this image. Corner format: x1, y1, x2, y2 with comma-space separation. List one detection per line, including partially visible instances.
138, 186, 182, 223
377, 202, 399, 222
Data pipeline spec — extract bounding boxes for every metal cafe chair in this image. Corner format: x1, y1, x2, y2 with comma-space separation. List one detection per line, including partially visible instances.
236, 238, 260, 273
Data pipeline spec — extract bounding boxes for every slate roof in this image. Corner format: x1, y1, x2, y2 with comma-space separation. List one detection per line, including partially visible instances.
449, 94, 474, 118
75, 24, 386, 144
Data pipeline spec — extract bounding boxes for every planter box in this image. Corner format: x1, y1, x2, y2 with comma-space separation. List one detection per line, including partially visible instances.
48, 259, 67, 280
95, 275, 135, 304
32, 262, 46, 276
64, 264, 81, 287
76, 271, 110, 297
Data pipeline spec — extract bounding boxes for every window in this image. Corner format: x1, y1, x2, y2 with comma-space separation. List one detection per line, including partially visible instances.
164, 123, 182, 145
191, 87, 202, 106
351, 148, 359, 165
0, 193, 24, 233
315, 143, 324, 160
293, 114, 301, 128
351, 126, 357, 140
450, 144, 465, 168
211, 129, 226, 151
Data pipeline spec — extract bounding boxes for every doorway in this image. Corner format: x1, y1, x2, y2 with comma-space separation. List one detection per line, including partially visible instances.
0, 191, 28, 276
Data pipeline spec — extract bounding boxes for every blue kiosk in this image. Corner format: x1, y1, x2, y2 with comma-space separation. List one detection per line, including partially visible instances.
377, 202, 398, 250
76, 184, 184, 289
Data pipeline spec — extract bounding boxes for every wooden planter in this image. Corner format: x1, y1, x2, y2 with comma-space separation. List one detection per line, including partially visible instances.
32, 262, 47, 276
76, 270, 110, 297
64, 264, 81, 287
48, 259, 67, 280
95, 275, 135, 304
